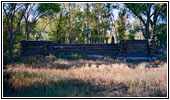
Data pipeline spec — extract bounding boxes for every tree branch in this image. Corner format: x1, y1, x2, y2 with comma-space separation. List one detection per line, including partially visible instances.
125, 4, 146, 26
14, 3, 24, 14
13, 5, 29, 41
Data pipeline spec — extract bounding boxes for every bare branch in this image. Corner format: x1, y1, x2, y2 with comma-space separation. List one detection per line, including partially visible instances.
14, 3, 24, 14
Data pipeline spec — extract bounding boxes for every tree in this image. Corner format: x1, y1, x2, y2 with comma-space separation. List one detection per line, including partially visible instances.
24, 3, 35, 40
115, 10, 128, 41
46, 3, 68, 43
86, 3, 90, 44
155, 24, 167, 49
69, 3, 73, 43
3, 3, 29, 61
24, 3, 60, 40
125, 3, 167, 40
93, 3, 102, 43
150, 3, 167, 40
96, 4, 100, 43
102, 3, 112, 44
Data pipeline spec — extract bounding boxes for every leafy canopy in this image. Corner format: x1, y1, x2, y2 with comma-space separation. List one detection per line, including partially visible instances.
38, 3, 61, 17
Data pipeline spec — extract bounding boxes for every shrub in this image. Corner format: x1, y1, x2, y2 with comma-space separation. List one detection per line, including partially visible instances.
45, 54, 56, 62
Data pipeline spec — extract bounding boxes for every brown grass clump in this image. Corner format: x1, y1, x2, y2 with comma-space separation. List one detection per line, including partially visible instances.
3, 59, 167, 97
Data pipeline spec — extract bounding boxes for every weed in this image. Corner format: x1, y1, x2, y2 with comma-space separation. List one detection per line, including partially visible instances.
3, 59, 167, 97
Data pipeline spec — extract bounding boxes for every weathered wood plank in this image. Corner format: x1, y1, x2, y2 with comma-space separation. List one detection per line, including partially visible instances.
126, 54, 148, 57
22, 47, 45, 50
126, 40, 148, 43
53, 52, 120, 56
126, 44, 148, 47
126, 49, 148, 52
53, 50, 120, 54
20, 40, 156, 58
54, 43, 118, 46
53, 48, 120, 52
53, 46, 120, 49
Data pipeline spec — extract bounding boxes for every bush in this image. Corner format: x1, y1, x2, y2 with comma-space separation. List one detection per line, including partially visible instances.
45, 54, 56, 62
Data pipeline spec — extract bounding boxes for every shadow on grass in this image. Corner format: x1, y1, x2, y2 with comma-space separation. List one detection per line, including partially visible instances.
3, 78, 118, 97
3, 70, 128, 97
3, 70, 167, 97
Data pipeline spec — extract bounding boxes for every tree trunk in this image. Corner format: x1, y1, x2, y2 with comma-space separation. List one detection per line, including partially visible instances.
56, 12, 63, 36
102, 28, 104, 43
97, 5, 100, 43
145, 24, 150, 39
9, 15, 14, 62
25, 19, 30, 40
9, 28, 13, 61
151, 13, 158, 40
104, 19, 108, 44
144, 14, 150, 39
7, 4, 28, 62
69, 3, 73, 43
111, 36, 115, 44
90, 30, 92, 44
87, 3, 89, 44
151, 23, 156, 39
104, 27, 106, 44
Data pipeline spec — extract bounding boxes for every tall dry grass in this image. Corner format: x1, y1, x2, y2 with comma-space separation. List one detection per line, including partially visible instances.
3, 58, 167, 97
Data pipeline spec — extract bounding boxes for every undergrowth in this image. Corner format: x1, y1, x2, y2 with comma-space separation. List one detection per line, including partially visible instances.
3, 56, 167, 97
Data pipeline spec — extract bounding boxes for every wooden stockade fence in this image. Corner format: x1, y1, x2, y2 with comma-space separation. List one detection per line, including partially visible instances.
20, 39, 156, 60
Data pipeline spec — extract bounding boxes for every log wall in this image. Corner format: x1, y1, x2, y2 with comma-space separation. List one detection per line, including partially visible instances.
20, 39, 156, 58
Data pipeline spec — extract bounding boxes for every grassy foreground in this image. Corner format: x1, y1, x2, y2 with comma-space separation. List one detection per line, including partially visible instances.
3, 57, 167, 97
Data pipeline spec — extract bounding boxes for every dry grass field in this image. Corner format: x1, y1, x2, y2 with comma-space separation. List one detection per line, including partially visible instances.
3, 57, 167, 97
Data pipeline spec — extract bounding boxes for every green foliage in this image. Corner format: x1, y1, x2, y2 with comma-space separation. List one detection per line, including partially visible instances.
3, 3, 167, 64
45, 54, 56, 62
124, 3, 167, 40
37, 3, 61, 17
116, 10, 127, 41
155, 24, 167, 48
125, 3, 154, 14
46, 16, 68, 43
3, 3, 29, 62
128, 34, 135, 40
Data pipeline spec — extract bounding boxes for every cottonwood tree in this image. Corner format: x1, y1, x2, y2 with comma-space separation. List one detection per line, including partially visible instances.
125, 3, 167, 40
24, 3, 60, 40
68, 3, 73, 43
93, 3, 101, 43
86, 3, 90, 44
3, 3, 29, 61
115, 10, 127, 41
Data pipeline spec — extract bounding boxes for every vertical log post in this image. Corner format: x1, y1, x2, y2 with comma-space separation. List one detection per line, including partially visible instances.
47, 41, 54, 55
45, 41, 47, 56
119, 39, 127, 61
119, 40, 124, 57
124, 39, 127, 58
20, 40, 26, 57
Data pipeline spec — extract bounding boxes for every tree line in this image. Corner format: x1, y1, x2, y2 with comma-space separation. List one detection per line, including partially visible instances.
3, 3, 167, 61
